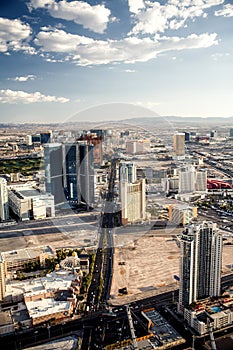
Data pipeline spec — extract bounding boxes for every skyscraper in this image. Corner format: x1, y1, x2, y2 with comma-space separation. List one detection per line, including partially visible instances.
63, 143, 78, 202
119, 161, 137, 183
44, 143, 64, 205
77, 142, 94, 210
174, 132, 185, 158
0, 177, 9, 221
178, 221, 222, 313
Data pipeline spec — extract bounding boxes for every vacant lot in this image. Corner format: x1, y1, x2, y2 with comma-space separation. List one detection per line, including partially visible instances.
110, 230, 233, 302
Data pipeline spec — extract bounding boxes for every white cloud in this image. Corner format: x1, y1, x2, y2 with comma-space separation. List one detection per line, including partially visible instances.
27, 0, 111, 33
124, 69, 136, 73
0, 89, 69, 104
128, 0, 145, 14
9, 75, 36, 82
215, 3, 233, 17
0, 17, 34, 53
34, 28, 218, 66
211, 52, 231, 60
128, 0, 224, 35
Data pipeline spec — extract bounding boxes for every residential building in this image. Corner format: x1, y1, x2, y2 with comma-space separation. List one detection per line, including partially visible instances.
178, 221, 222, 313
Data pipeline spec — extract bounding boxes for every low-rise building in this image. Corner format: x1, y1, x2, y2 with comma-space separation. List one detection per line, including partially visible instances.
168, 204, 197, 226
184, 294, 233, 335
1, 246, 56, 275
8, 184, 55, 221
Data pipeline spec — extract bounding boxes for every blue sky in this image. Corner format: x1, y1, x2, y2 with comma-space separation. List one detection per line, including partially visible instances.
0, 0, 233, 123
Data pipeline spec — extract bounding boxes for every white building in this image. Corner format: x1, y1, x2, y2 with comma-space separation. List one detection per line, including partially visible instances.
119, 161, 137, 183
178, 166, 207, 194
0, 177, 9, 221
8, 184, 55, 221
178, 221, 222, 313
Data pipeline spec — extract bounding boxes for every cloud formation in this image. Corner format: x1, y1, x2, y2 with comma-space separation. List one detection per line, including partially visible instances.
34, 28, 218, 66
215, 3, 233, 17
0, 17, 34, 53
0, 89, 69, 104
9, 75, 36, 82
27, 0, 111, 33
128, 0, 224, 35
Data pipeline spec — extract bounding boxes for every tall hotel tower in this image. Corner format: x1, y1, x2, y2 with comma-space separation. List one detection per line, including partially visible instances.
178, 221, 222, 313
174, 132, 185, 159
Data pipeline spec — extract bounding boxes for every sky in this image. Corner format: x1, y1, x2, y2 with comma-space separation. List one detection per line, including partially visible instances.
0, 0, 233, 123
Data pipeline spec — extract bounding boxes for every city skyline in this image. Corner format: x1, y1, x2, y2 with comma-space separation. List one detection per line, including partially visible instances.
0, 0, 233, 123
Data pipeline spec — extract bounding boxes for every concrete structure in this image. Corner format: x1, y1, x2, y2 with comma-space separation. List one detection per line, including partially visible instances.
1, 246, 56, 275
0, 177, 9, 221
183, 293, 233, 335
121, 179, 146, 225
8, 184, 55, 221
178, 221, 222, 313
26, 297, 73, 326
168, 204, 197, 226
173, 132, 185, 158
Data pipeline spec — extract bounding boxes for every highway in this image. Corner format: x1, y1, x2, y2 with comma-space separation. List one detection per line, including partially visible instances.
81, 159, 117, 350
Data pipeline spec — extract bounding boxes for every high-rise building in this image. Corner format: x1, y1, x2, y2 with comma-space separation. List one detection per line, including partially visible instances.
173, 133, 185, 158
78, 142, 94, 210
44, 143, 64, 205
119, 162, 137, 184
229, 128, 233, 138
78, 132, 103, 166
178, 166, 196, 193
121, 179, 146, 225
63, 143, 78, 202
178, 166, 207, 194
0, 177, 9, 221
40, 131, 52, 144
0, 255, 6, 301
195, 170, 207, 192
178, 221, 222, 313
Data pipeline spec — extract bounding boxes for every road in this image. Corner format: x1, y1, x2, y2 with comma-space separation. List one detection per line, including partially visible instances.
1, 274, 233, 349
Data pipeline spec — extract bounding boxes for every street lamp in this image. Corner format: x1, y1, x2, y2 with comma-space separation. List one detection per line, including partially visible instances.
47, 325, 51, 339
34, 330, 38, 343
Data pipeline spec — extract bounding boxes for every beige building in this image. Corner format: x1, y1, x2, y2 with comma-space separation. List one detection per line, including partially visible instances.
173, 133, 185, 158
168, 204, 197, 226
1, 246, 56, 275
121, 179, 146, 225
